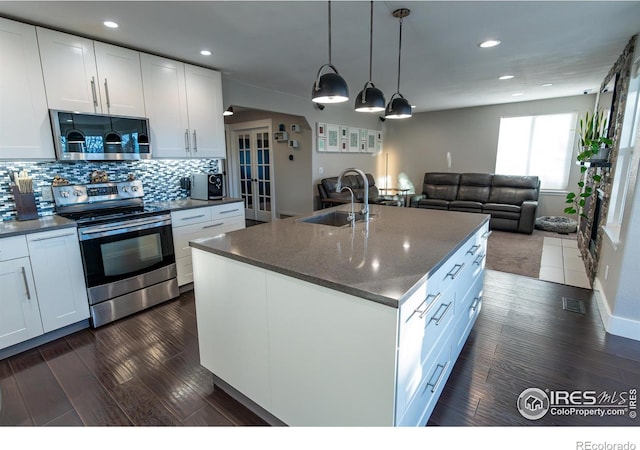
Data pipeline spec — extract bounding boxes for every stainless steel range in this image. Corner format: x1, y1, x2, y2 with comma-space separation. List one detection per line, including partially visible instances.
53, 180, 178, 327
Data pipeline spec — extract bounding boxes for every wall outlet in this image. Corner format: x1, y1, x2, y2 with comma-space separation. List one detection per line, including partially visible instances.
41, 185, 53, 201
604, 265, 609, 280
319, 167, 324, 175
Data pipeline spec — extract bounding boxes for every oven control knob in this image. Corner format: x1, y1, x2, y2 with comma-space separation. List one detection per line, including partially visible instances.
73, 190, 82, 197
132, 186, 138, 191
122, 187, 129, 192
61, 191, 69, 198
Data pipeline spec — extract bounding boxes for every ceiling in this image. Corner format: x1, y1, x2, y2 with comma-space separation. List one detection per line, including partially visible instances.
1, 1, 639, 113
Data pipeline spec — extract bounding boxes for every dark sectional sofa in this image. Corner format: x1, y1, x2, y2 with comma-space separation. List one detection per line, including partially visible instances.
410, 172, 540, 234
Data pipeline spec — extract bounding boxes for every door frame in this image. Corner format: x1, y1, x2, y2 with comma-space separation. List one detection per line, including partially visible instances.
226, 120, 276, 222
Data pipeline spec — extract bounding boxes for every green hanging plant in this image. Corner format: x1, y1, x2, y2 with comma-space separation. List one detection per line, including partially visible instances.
564, 109, 613, 217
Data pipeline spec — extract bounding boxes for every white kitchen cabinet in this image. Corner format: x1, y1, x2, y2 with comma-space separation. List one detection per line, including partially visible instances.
37, 27, 145, 117
171, 202, 244, 286
26, 229, 89, 333
0, 236, 43, 350
0, 18, 55, 160
141, 54, 226, 158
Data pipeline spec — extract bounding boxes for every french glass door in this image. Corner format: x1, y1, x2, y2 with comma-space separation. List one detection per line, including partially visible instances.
236, 127, 273, 222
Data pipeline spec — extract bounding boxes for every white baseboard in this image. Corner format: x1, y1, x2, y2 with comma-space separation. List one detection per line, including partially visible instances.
594, 277, 640, 341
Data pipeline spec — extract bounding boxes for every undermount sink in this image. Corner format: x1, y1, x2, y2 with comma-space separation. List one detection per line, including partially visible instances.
298, 210, 370, 227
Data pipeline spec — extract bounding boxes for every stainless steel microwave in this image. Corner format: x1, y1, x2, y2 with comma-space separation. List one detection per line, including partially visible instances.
50, 110, 151, 161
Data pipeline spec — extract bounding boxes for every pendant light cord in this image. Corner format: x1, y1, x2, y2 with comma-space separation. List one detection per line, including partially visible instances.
368, 0, 373, 82
328, 1, 332, 64
397, 15, 403, 93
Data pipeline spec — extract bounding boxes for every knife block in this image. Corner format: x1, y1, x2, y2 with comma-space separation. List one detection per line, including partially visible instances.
12, 185, 39, 221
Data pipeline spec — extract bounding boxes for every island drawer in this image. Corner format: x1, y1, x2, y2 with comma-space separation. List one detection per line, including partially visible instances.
397, 334, 452, 426
397, 286, 455, 416
171, 207, 213, 227
0, 235, 29, 262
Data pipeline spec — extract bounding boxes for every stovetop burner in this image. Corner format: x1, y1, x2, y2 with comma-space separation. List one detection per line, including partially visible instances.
61, 204, 170, 226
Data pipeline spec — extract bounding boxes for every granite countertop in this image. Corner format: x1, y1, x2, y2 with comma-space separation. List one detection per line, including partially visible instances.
190, 204, 489, 308
147, 197, 243, 212
0, 215, 77, 238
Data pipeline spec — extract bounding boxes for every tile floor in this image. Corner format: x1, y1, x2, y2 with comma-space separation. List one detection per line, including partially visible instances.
538, 236, 591, 289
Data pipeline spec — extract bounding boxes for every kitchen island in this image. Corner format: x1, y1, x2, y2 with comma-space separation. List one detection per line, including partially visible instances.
190, 204, 490, 426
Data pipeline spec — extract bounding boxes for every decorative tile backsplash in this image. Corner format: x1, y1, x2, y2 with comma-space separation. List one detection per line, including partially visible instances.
0, 159, 221, 221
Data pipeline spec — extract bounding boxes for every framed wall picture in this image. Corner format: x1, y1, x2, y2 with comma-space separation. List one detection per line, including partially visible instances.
340, 127, 349, 139
317, 137, 326, 152
377, 131, 383, 141
317, 122, 326, 138
327, 124, 339, 151
341, 140, 348, 152
367, 130, 377, 152
349, 128, 360, 152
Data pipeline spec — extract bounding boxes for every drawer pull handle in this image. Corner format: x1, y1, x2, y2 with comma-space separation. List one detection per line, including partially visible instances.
481, 230, 492, 240
21, 266, 31, 300
446, 263, 465, 280
470, 295, 482, 312
203, 223, 224, 229
181, 214, 206, 221
425, 361, 450, 394
430, 302, 453, 326
473, 254, 485, 266
29, 233, 75, 242
220, 209, 239, 214
414, 292, 441, 319
466, 244, 480, 255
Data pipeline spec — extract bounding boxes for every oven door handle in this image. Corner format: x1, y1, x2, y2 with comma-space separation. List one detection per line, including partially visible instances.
79, 217, 172, 240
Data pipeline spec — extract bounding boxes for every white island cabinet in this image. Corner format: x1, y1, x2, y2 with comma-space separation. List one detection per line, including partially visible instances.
191, 205, 489, 426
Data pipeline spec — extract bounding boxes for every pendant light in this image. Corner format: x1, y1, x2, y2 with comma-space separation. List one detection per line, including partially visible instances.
385, 8, 412, 119
223, 106, 234, 116
312, 1, 349, 104
354, 1, 385, 112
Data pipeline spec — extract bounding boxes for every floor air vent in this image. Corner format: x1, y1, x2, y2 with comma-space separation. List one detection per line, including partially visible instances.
562, 297, 586, 314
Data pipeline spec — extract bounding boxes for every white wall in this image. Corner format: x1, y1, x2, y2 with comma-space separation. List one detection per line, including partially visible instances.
383, 95, 597, 217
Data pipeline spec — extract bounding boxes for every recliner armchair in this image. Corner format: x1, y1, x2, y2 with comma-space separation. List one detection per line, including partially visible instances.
318, 173, 404, 208
410, 172, 540, 234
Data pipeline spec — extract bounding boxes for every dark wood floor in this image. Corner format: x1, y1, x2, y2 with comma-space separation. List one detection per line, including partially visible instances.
1, 270, 639, 427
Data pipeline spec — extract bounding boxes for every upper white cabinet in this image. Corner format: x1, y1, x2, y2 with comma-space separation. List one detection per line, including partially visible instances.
141, 54, 226, 158
37, 27, 146, 117
0, 18, 55, 160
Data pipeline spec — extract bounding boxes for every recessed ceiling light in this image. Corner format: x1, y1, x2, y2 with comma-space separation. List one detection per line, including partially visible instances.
200, 50, 212, 56
498, 75, 514, 80
103, 21, 118, 29
478, 39, 501, 48
542, 83, 553, 87
512, 92, 524, 97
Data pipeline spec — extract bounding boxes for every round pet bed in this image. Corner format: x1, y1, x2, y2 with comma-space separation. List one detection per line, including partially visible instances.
535, 216, 578, 233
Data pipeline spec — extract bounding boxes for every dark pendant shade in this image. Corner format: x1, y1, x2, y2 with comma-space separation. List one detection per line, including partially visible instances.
354, 82, 385, 112
312, 70, 349, 104
384, 94, 412, 119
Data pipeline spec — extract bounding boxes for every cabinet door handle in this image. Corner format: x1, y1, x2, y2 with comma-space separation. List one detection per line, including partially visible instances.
414, 292, 441, 320
425, 361, 450, 394
202, 222, 223, 229
104, 78, 111, 109
220, 209, 239, 214
181, 214, 206, 221
446, 263, 465, 280
185, 129, 190, 153
430, 302, 452, 326
481, 230, 492, 240
193, 130, 198, 153
470, 295, 482, 312
466, 244, 480, 255
21, 267, 32, 300
90, 77, 99, 108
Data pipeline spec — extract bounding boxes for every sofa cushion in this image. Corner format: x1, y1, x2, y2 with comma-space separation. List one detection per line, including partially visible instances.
457, 173, 492, 203
423, 172, 460, 201
417, 198, 450, 210
449, 200, 483, 211
483, 203, 522, 220
488, 175, 539, 205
